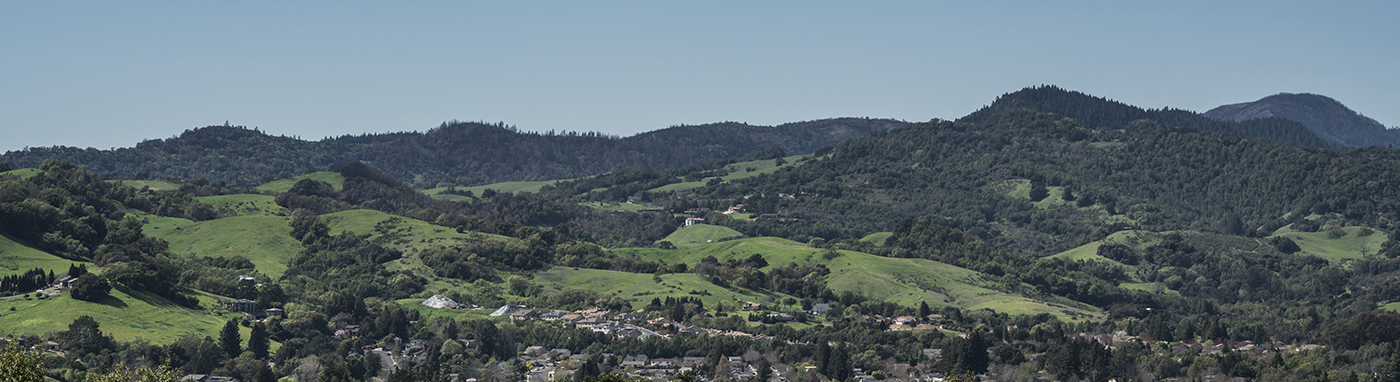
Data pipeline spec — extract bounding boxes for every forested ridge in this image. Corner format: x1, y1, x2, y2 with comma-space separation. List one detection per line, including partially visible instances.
594, 87, 1400, 256
0, 118, 904, 188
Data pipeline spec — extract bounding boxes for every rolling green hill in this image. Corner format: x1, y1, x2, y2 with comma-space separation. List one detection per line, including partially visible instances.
660, 224, 745, 248
1, 233, 89, 277
534, 267, 796, 312
1272, 226, 1389, 262
614, 237, 1098, 320
143, 214, 300, 279
111, 179, 182, 191
319, 209, 513, 253
425, 180, 561, 201
649, 154, 808, 193
255, 172, 346, 194
0, 289, 232, 344
198, 194, 288, 217
1047, 230, 1149, 267
0, 168, 43, 179
859, 232, 893, 247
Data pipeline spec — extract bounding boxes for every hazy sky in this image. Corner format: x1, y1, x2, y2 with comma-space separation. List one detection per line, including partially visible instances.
3, 1, 1396, 153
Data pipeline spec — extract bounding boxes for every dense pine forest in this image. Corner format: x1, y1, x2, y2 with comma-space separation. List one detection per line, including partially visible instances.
6, 86, 1400, 382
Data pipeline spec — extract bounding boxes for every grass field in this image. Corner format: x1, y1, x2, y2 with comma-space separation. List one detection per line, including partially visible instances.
319, 209, 513, 254
1, 233, 89, 277
0, 168, 43, 179
581, 202, 664, 213
425, 180, 562, 201
1380, 301, 1400, 312
143, 215, 299, 279
1046, 230, 1148, 268
112, 179, 183, 191
650, 155, 808, 193
1272, 226, 1389, 262
1001, 179, 1076, 209
660, 225, 745, 248
860, 232, 893, 247
255, 172, 346, 194
197, 194, 287, 217
614, 237, 1099, 320
0, 289, 236, 344
533, 267, 794, 311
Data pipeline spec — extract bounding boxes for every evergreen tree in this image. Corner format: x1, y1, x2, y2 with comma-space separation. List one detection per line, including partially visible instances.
248, 322, 270, 359
828, 344, 851, 380
814, 340, 831, 376
1028, 181, 1049, 202
957, 330, 990, 374
220, 318, 242, 358
254, 364, 277, 382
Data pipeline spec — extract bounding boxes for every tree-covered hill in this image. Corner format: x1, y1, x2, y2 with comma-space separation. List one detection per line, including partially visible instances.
0, 118, 904, 188
1205, 92, 1400, 148
605, 87, 1400, 256
987, 85, 1338, 149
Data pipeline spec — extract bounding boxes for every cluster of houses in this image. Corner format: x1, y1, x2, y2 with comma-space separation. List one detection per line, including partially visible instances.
517, 351, 771, 382
217, 298, 283, 319
1070, 330, 1325, 357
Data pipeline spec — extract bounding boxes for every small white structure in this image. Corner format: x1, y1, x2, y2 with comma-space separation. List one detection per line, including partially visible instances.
421, 294, 463, 309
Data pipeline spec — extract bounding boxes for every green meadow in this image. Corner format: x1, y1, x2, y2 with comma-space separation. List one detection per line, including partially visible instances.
0, 168, 43, 179
112, 179, 183, 191
1, 233, 89, 277
425, 180, 561, 201
197, 194, 287, 217
612, 237, 1099, 320
1046, 230, 1147, 268
319, 209, 513, 254
859, 232, 893, 247
660, 225, 745, 248
254, 172, 346, 194
650, 155, 808, 193
143, 214, 300, 279
1272, 226, 1389, 262
0, 289, 235, 344
533, 267, 796, 311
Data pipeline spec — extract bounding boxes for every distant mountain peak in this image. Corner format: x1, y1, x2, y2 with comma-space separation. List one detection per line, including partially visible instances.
1204, 93, 1398, 148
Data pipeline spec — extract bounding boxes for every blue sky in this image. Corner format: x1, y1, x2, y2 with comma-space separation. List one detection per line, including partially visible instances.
3, 1, 1396, 153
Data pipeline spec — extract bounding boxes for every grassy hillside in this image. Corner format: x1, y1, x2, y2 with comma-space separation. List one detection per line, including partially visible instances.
660, 225, 745, 248
0, 168, 43, 179
255, 172, 346, 194
1047, 230, 1149, 267
112, 179, 182, 191
650, 155, 808, 193
318, 209, 527, 294
319, 209, 513, 254
581, 202, 661, 213
534, 267, 797, 312
198, 194, 287, 217
425, 180, 561, 201
859, 232, 893, 247
0, 289, 233, 344
614, 237, 1098, 320
1, 233, 89, 277
143, 214, 299, 279
1272, 226, 1389, 262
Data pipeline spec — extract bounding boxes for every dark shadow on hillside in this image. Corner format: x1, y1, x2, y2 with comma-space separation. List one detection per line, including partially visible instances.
119, 288, 199, 311
94, 293, 128, 308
